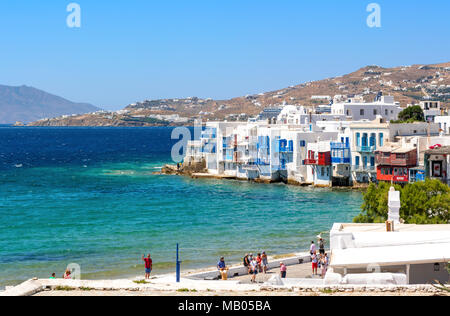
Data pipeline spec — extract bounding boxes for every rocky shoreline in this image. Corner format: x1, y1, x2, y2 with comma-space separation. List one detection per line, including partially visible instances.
159, 162, 368, 190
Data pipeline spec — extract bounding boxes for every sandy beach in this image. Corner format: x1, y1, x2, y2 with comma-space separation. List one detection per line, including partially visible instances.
34, 289, 448, 297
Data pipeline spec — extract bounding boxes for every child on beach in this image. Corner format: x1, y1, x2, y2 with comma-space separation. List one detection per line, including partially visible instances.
142, 254, 153, 280
63, 269, 72, 280
280, 262, 287, 279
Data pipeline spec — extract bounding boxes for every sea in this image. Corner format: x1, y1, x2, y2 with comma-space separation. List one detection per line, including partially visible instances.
0, 126, 362, 287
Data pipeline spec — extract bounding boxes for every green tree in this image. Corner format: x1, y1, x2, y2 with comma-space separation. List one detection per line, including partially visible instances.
354, 179, 450, 224
396, 105, 426, 123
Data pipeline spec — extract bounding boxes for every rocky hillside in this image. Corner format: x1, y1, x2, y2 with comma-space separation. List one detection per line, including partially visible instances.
0, 85, 100, 124
29, 62, 450, 127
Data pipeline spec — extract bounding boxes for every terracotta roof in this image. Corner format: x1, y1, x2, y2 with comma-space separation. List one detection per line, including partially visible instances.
425, 146, 450, 155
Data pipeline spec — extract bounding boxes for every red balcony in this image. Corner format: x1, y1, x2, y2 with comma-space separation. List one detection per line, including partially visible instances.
317, 152, 331, 166
303, 159, 317, 165
303, 152, 331, 166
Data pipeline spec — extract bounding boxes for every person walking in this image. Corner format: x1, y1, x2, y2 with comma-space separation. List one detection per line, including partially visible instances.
280, 262, 287, 279
319, 238, 325, 255
243, 254, 251, 274
248, 254, 254, 274
310, 241, 316, 255
256, 253, 263, 273
250, 258, 259, 283
261, 252, 269, 274
142, 254, 153, 280
321, 253, 329, 279
311, 251, 318, 276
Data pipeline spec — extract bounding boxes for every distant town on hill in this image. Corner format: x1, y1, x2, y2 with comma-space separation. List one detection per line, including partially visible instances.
26, 61, 450, 127
0, 85, 100, 125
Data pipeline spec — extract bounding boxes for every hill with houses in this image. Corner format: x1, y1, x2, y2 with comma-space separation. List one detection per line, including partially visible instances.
29, 62, 450, 127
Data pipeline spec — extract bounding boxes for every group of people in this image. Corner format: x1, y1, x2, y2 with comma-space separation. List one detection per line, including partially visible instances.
48, 270, 73, 280
310, 239, 329, 278
218, 252, 289, 283
242, 252, 269, 283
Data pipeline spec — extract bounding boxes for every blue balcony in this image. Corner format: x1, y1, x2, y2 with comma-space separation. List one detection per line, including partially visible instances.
331, 142, 350, 150
357, 146, 376, 153
277, 139, 293, 153
332, 157, 351, 164
331, 143, 351, 164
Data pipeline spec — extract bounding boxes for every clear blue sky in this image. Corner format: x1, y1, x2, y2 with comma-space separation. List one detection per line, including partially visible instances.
0, 0, 449, 110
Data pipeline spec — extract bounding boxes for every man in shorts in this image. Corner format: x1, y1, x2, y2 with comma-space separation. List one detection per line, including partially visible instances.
142, 254, 153, 279
319, 238, 326, 255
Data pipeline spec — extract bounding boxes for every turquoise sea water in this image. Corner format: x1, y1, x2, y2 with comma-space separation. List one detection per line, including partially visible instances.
0, 127, 362, 287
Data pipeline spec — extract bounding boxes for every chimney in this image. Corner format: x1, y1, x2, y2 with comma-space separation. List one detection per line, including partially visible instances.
387, 187, 401, 231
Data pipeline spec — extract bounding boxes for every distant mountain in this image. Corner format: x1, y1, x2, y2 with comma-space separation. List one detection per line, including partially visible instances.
0, 85, 100, 124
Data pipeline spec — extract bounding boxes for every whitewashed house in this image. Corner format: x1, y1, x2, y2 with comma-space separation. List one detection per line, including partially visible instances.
329, 222, 450, 285
419, 101, 442, 122
331, 95, 402, 122
349, 118, 440, 184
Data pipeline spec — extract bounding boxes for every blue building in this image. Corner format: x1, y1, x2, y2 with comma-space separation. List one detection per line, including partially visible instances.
331, 138, 352, 186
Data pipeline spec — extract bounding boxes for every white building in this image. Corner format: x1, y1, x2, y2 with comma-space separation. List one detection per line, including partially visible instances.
277, 105, 345, 125
435, 116, 450, 135
419, 101, 442, 122
182, 112, 442, 186
304, 141, 332, 187
349, 118, 440, 184
331, 95, 402, 122
328, 222, 450, 285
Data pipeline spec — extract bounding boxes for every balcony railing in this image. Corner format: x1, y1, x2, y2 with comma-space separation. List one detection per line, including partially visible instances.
303, 159, 317, 165
279, 147, 293, 153
356, 146, 376, 153
352, 165, 376, 172
376, 156, 416, 166
332, 157, 351, 164
331, 142, 350, 150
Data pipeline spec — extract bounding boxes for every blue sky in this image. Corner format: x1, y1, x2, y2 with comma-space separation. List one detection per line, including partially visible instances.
0, 0, 449, 110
